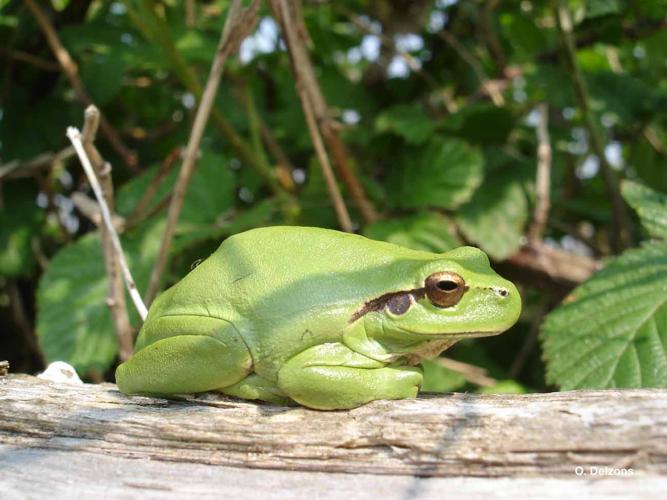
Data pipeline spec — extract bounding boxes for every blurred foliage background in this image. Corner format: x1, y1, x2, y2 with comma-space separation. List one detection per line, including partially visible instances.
1, 0, 666, 393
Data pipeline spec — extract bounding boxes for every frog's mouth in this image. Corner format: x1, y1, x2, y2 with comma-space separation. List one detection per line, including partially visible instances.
391, 324, 504, 339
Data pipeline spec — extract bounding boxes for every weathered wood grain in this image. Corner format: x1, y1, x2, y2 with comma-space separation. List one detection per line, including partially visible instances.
1, 374, 666, 481
2, 446, 666, 499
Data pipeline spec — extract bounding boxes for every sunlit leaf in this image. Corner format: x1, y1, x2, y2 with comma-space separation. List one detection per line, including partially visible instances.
363, 211, 460, 252
375, 104, 435, 145
621, 180, 667, 239
541, 242, 667, 389
389, 137, 484, 210
421, 359, 466, 393
456, 170, 528, 260
36, 221, 162, 373
585, 0, 622, 18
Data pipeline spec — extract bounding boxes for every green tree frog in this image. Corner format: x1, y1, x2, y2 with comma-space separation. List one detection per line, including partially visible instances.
116, 226, 521, 410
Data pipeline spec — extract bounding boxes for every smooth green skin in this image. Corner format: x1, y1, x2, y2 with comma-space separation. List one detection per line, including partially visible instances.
116, 226, 521, 410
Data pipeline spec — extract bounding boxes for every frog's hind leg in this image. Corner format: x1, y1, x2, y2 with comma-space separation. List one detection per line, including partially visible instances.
219, 373, 292, 405
116, 332, 252, 395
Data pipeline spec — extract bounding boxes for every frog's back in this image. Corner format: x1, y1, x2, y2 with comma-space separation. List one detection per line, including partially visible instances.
210, 226, 436, 312
136, 226, 436, 354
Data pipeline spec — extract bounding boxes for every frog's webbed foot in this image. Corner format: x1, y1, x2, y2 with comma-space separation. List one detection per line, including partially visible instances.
277, 342, 423, 410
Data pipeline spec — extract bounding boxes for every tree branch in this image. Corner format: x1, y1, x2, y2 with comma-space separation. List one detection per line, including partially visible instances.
3, 375, 666, 479
144, 0, 262, 307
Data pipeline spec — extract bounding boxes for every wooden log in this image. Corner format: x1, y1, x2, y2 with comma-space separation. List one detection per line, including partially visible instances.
1, 374, 666, 491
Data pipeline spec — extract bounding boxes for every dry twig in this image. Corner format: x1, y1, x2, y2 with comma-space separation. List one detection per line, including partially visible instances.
502, 240, 601, 291
435, 358, 497, 387
259, 122, 297, 192
66, 126, 147, 326
127, 147, 182, 226
71, 192, 126, 231
78, 107, 134, 360
0, 47, 59, 71
529, 103, 552, 243
144, 0, 262, 307
185, 0, 196, 28
23, 0, 138, 171
0, 146, 74, 181
272, 0, 378, 225
271, 0, 353, 232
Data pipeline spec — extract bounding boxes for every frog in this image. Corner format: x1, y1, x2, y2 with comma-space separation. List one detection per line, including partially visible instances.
115, 226, 521, 410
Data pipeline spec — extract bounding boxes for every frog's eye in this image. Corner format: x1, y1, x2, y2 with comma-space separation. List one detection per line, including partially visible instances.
425, 272, 467, 308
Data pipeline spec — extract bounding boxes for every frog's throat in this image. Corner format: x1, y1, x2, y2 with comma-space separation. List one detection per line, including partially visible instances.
349, 287, 427, 323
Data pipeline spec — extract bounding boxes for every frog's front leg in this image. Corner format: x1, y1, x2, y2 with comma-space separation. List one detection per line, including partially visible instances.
220, 373, 293, 405
277, 343, 423, 410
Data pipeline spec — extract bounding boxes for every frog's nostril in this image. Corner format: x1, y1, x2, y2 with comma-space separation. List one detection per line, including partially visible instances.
496, 288, 509, 298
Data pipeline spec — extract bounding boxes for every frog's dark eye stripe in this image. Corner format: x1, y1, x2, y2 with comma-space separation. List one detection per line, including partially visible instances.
349, 289, 424, 323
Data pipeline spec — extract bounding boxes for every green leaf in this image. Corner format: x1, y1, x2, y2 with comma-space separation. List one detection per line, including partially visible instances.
36, 152, 237, 374
363, 212, 460, 253
389, 138, 484, 210
421, 359, 466, 393
587, 72, 654, 122
117, 150, 235, 248
0, 186, 42, 277
80, 50, 126, 105
477, 380, 527, 394
36, 220, 164, 374
585, 0, 622, 18
175, 30, 220, 64
457, 105, 516, 145
621, 180, 667, 239
456, 170, 528, 260
375, 104, 435, 145
299, 157, 342, 229
541, 242, 667, 389
499, 12, 548, 59
629, 135, 667, 192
